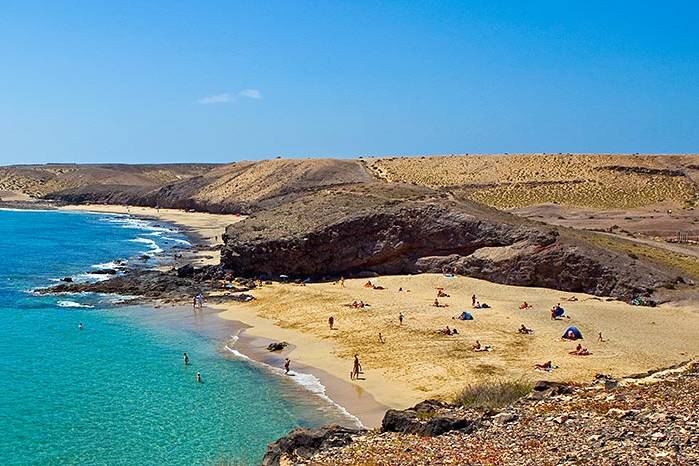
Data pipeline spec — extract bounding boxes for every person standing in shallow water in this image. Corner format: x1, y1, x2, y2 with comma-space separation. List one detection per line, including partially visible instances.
284, 358, 290, 374
78, 322, 83, 330
183, 352, 190, 365
196, 372, 202, 383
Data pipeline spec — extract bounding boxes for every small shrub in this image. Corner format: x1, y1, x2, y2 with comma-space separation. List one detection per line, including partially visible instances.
454, 380, 532, 411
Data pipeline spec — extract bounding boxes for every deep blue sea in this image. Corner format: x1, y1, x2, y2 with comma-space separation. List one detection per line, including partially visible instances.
0, 209, 349, 465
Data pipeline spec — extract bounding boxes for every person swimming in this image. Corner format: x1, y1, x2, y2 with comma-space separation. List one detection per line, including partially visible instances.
196, 372, 202, 383
183, 352, 190, 365
78, 322, 83, 330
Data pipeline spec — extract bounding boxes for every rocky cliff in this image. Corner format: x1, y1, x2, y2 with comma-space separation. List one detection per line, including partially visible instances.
221, 185, 678, 300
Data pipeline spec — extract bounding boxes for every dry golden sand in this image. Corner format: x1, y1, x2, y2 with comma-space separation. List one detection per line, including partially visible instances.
218, 275, 699, 413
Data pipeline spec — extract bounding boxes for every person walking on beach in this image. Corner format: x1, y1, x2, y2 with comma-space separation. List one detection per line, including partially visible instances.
472, 294, 477, 307
284, 358, 290, 374
328, 316, 335, 330
339, 276, 345, 288
378, 332, 385, 343
183, 352, 190, 365
399, 312, 404, 325
351, 354, 362, 380
193, 296, 197, 311
196, 372, 202, 383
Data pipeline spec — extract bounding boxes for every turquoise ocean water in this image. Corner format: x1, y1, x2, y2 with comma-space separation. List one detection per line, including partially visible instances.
0, 209, 350, 465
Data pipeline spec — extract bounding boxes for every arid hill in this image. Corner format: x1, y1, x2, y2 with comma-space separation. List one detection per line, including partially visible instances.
4, 154, 698, 212
365, 154, 699, 210
0, 163, 214, 199
39, 158, 373, 213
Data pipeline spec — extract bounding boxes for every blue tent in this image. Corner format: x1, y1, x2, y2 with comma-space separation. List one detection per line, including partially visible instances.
562, 326, 583, 340
554, 306, 565, 317
458, 311, 474, 320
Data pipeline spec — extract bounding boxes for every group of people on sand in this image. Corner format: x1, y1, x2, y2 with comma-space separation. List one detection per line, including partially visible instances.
363, 280, 384, 290
439, 326, 459, 336
192, 293, 204, 310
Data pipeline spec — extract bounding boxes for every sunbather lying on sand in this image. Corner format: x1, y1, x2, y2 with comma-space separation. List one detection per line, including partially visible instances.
519, 301, 533, 309
437, 289, 450, 298
438, 326, 458, 336
473, 302, 490, 309
517, 324, 534, 334
534, 361, 556, 372
472, 340, 492, 352
433, 298, 449, 308
569, 344, 592, 356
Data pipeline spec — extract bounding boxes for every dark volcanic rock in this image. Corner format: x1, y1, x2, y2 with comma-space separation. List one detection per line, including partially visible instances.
36, 270, 204, 300
220, 186, 677, 300
90, 268, 117, 275
262, 425, 365, 466
382, 400, 480, 436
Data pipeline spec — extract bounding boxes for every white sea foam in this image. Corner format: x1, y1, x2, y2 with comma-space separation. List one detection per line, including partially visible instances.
91, 260, 127, 269
129, 237, 163, 254
223, 342, 364, 428
57, 300, 94, 308
74, 272, 114, 282
99, 215, 178, 236
161, 236, 192, 246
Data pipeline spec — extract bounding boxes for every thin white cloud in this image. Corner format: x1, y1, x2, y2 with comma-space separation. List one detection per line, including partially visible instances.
198, 93, 235, 104
198, 89, 262, 104
238, 88, 262, 99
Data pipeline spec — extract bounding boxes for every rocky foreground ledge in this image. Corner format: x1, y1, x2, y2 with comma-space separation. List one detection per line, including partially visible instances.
263, 361, 699, 466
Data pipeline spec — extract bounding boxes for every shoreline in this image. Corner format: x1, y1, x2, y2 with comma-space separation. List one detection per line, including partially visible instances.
213, 304, 402, 428
52, 204, 392, 427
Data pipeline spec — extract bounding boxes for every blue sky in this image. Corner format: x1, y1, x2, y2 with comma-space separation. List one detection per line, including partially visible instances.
0, 1, 697, 165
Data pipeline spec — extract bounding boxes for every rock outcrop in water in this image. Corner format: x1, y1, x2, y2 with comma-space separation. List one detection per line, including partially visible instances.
220, 184, 678, 300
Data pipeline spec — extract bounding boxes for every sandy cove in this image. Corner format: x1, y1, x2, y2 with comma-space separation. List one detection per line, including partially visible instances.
216, 275, 699, 414
57, 204, 699, 428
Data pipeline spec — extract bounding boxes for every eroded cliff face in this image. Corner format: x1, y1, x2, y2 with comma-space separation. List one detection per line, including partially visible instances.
220, 187, 675, 300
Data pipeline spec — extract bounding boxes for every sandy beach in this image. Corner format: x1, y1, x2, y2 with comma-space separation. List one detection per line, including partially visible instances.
56, 204, 699, 429
216, 275, 699, 414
